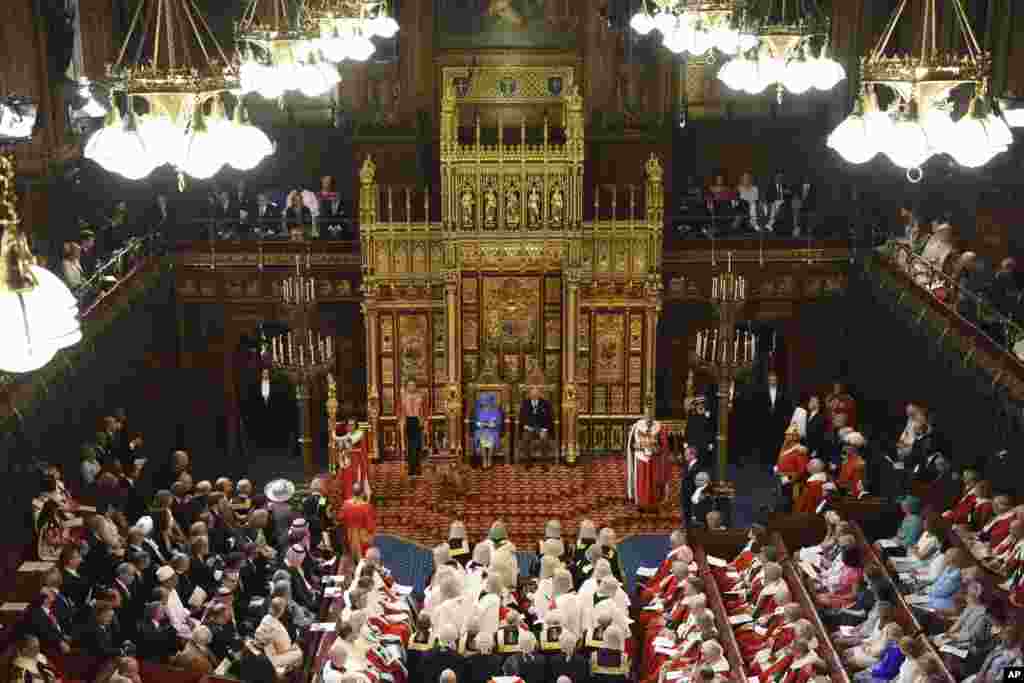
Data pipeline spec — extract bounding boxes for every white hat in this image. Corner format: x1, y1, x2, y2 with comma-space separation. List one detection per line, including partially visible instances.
156, 566, 175, 582
265, 478, 296, 503
844, 432, 866, 448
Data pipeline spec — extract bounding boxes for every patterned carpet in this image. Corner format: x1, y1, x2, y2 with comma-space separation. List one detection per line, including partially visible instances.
365, 456, 684, 548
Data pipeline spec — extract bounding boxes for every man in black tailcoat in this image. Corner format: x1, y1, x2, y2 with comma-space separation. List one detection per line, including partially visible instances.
752, 371, 793, 465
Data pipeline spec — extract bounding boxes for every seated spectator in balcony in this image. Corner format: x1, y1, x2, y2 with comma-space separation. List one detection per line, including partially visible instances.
75, 604, 126, 658
61, 241, 83, 289
676, 175, 708, 237
792, 174, 815, 237
705, 173, 738, 235
916, 221, 958, 284
764, 171, 793, 235
734, 171, 761, 232
142, 193, 176, 239
955, 252, 991, 322
319, 175, 348, 239
284, 189, 312, 227
987, 257, 1021, 317
250, 192, 283, 237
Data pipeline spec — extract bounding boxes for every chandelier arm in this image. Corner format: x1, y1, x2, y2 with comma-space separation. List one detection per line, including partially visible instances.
950, 0, 982, 63
154, 0, 166, 71
166, 0, 179, 71
240, 0, 259, 32
188, 0, 236, 69
919, 0, 931, 63
181, 0, 214, 69
870, 0, 908, 64
114, 0, 150, 70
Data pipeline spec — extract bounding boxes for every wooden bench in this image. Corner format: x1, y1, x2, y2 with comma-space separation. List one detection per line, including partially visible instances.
772, 534, 851, 683
693, 543, 753, 682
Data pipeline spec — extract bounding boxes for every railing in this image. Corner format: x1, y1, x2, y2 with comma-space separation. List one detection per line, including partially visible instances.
76, 233, 162, 313
881, 242, 1024, 362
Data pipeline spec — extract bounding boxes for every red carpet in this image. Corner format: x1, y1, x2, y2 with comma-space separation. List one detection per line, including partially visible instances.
357, 456, 683, 547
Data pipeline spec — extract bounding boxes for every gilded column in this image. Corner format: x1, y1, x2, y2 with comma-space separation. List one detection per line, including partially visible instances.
326, 374, 339, 473
362, 292, 381, 461
443, 270, 463, 457
644, 275, 662, 416
562, 269, 580, 463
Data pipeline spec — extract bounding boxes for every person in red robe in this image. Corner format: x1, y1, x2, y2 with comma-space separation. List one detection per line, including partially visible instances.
626, 407, 669, 510
775, 425, 809, 505
836, 432, 867, 498
641, 611, 715, 683
334, 418, 371, 500
825, 381, 856, 431
736, 602, 801, 662
640, 531, 692, 605
638, 560, 690, 631
963, 495, 1017, 554
967, 480, 994, 530
942, 470, 981, 524
338, 481, 376, 560
794, 459, 833, 514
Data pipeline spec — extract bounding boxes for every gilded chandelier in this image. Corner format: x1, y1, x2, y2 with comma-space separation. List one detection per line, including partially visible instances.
718, 0, 844, 102
306, 0, 398, 63
827, 0, 1013, 180
630, 0, 753, 58
237, 0, 340, 99
85, 0, 273, 181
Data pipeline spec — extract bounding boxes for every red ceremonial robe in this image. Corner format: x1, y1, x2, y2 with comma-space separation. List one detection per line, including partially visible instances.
969, 499, 994, 530
981, 511, 1016, 549
942, 488, 979, 524
638, 574, 684, 631
641, 546, 692, 604
335, 423, 371, 500
794, 473, 830, 514
736, 610, 790, 659
641, 632, 708, 683
339, 496, 377, 558
837, 454, 866, 498
626, 419, 669, 508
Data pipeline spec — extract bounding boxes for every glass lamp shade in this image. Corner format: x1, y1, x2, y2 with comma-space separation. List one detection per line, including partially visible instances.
755, 56, 786, 92
662, 26, 687, 53
780, 57, 814, 94
1001, 109, 1024, 127
0, 265, 82, 373
181, 113, 227, 180
709, 26, 742, 54
371, 14, 398, 39
136, 114, 186, 169
919, 110, 956, 156
718, 54, 758, 93
317, 36, 349, 62
809, 55, 846, 91
883, 118, 931, 169
295, 62, 339, 98
653, 10, 676, 35
947, 113, 1002, 168
347, 35, 376, 61
826, 112, 878, 164
630, 11, 655, 35
228, 122, 274, 171
986, 112, 1014, 149
241, 61, 288, 99
85, 116, 159, 180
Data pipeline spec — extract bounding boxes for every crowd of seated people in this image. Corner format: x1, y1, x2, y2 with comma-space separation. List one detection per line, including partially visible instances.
675, 170, 817, 238
885, 204, 1023, 347
16, 406, 388, 683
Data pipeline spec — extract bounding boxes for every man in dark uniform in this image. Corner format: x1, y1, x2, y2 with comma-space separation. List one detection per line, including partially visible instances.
518, 386, 554, 467
683, 394, 715, 458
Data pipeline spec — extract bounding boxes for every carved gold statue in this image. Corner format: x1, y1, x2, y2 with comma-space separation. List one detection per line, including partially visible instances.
506, 186, 521, 229
527, 184, 541, 227
550, 186, 564, 226
461, 188, 475, 228
483, 186, 497, 227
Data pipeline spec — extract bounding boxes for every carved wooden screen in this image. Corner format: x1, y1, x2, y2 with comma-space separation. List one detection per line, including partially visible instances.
577, 309, 647, 455
376, 309, 447, 457
461, 274, 562, 452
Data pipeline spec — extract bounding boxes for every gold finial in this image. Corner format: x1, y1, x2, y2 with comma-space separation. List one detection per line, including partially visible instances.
360, 155, 376, 185
645, 154, 663, 184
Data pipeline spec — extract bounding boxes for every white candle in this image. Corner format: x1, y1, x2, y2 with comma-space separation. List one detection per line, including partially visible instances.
296, 255, 300, 275
713, 278, 718, 299
734, 336, 739, 363
728, 251, 732, 273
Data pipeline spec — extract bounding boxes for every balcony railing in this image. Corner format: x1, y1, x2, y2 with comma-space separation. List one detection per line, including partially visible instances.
880, 241, 1024, 364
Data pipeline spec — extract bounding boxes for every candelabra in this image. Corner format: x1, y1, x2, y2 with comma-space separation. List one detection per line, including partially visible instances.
272, 254, 336, 475
692, 264, 753, 504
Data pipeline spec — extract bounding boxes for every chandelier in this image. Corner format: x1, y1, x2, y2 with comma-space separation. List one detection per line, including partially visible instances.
238, 0, 340, 99
630, 0, 753, 58
307, 0, 398, 63
717, 0, 844, 102
0, 153, 81, 373
84, 0, 273, 182
827, 0, 1012, 180
270, 256, 335, 380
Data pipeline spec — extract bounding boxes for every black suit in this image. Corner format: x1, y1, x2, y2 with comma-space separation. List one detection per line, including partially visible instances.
805, 411, 826, 459
208, 620, 241, 661
136, 619, 180, 661
288, 566, 317, 612
503, 652, 547, 682
547, 652, 589, 683
683, 409, 715, 457
75, 618, 123, 658
984, 452, 1021, 497
61, 569, 90, 611
466, 652, 503, 683
422, 646, 463, 683
238, 649, 277, 683
518, 398, 555, 462
755, 385, 793, 464
25, 604, 67, 650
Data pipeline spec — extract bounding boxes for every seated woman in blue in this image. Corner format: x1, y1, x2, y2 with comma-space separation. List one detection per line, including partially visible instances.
924, 548, 968, 615
853, 623, 906, 682
472, 392, 503, 469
